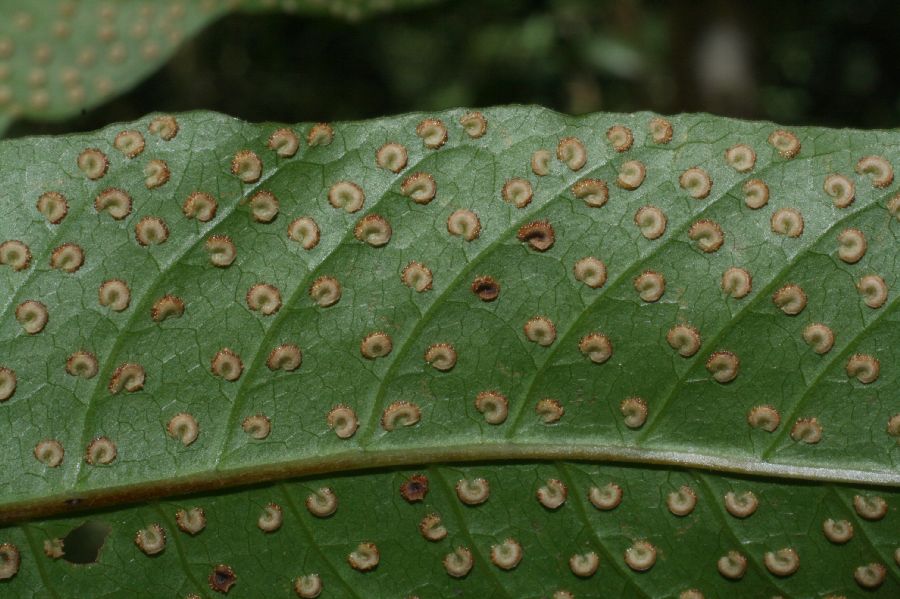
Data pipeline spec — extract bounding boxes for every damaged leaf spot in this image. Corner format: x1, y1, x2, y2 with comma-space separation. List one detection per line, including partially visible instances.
249, 191, 279, 223
400, 172, 436, 205
667, 485, 697, 516
268, 128, 299, 158
856, 155, 894, 188
569, 552, 599, 578
209, 564, 237, 594
143, 159, 170, 189
37, 191, 68, 224
571, 178, 608, 208
148, 115, 179, 141
294, 574, 322, 598
579, 332, 613, 364
502, 178, 533, 209
307, 123, 333, 147
375, 142, 408, 173
50, 242, 84, 272
447, 209, 481, 241
231, 150, 262, 183
95, 188, 132, 220
724, 143, 756, 172
706, 351, 739, 383
108, 362, 145, 393
475, 391, 508, 425
34, 439, 65, 467
717, 551, 747, 580
420, 513, 447, 542
60, 521, 111, 565
624, 540, 656, 572
456, 478, 490, 505
679, 167, 711, 199
242, 414, 271, 440
763, 547, 799, 577
535, 478, 567, 509
361, 332, 392, 359
588, 483, 622, 510
167, 413, 199, 446
328, 181, 365, 213
742, 178, 769, 209
424, 343, 456, 371
135, 216, 169, 246
460, 111, 487, 138
381, 401, 420, 431
134, 523, 166, 556
444, 546, 473, 578
617, 160, 646, 190
768, 129, 801, 159
620, 397, 648, 429
306, 488, 338, 518
846, 354, 879, 384
523, 316, 556, 346
535, 398, 564, 424
634, 271, 665, 302
211, 348, 243, 382
747, 405, 781, 432
85, 436, 117, 465
348, 542, 380, 572
557, 137, 587, 171
791, 417, 823, 444
649, 117, 673, 144
517, 220, 555, 251
771, 208, 804, 238
491, 538, 523, 570
77, 148, 108, 179
354, 214, 392, 247
400, 474, 429, 503
606, 125, 633, 152
266, 344, 302, 372
257, 502, 283, 533
175, 507, 206, 535
824, 174, 855, 208
327, 405, 358, 439
0, 240, 31, 271
857, 274, 888, 309
288, 217, 320, 249
471, 275, 500, 301
98, 279, 131, 311
416, 118, 447, 149
573, 257, 606, 288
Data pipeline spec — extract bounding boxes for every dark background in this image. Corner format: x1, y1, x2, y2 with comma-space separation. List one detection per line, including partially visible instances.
9, 0, 900, 138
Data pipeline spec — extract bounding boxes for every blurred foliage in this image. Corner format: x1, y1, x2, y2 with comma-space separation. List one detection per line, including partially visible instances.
7, 0, 900, 138
0, 0, 439, 135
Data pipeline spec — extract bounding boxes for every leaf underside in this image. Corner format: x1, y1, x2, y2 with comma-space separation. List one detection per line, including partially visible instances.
0, 0, 437, 134
4, 464, 900, 598
0, 106, 897, 596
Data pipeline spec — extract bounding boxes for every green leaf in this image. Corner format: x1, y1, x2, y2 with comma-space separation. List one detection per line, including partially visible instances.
0, 0, 437, 135
3, 465, 900, 597
0, 106, 898, 596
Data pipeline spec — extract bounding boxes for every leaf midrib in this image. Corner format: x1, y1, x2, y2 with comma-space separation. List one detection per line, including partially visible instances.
2, 440, 896, 525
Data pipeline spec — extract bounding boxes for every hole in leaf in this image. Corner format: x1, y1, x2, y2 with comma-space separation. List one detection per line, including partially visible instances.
61, 520, 111, 564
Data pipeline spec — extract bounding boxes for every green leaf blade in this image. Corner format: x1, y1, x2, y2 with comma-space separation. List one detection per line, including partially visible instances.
1, 107, 898, 516
0, 106, 897, 595
3, 464, 899, 597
